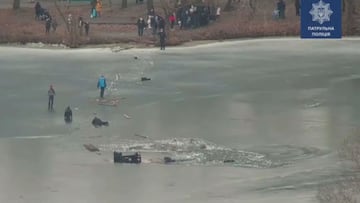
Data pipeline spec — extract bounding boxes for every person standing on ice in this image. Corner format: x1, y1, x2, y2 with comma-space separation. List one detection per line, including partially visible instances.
97, 75, 107, 98
48, 85, 55, 111
64, 106, 73, 123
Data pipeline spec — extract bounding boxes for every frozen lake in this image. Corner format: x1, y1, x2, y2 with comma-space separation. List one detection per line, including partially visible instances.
0, 38, 360, 202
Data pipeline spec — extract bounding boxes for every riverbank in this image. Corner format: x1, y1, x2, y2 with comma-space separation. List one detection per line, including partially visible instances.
0, 0, 358, 48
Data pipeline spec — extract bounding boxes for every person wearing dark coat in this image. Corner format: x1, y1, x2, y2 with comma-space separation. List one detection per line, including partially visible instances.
64, 106, 73, 123
45, 17, 51, 34
158, 28, 166, 50
295, 0, 300, 16
277, 0, 286, 19
84, 22, 90, 36
35, 2, 42, 20
137, 17, 146, 37
92, 116, 109, 128
157, 16, 165, 30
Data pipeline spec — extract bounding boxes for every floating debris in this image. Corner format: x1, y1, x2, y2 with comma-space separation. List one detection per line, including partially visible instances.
123, 114, 132, 119
134, 134, 148, 139
83, 144, 100, 152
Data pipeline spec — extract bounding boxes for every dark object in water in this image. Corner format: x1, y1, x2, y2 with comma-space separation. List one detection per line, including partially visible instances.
92, 116, 109, 128
134, 56, 138, 59
84, 144, 100, 152
223, 159, 235, 163
114, 151, 141, 164
134, 133, 148, 139
141, 77, 151, 81
164, 156, 176, 164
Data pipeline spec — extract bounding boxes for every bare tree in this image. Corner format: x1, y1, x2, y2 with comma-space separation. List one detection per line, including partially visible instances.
108, 0, 112, 8
224, 0, 234, 11
147, 0, 154, 11
122, 0, 127, 8
343, 0, 358, 34
13, 0, 20, 10
54, 0, 80, 47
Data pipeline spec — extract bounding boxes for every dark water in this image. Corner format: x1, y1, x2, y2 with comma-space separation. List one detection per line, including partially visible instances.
0, 38, 360, 202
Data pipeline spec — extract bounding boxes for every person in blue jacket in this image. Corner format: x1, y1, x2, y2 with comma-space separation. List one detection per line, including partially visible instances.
97, 75, 107, 98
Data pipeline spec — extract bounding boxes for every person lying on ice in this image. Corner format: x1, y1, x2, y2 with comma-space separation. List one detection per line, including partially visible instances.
92, 116, 109, 128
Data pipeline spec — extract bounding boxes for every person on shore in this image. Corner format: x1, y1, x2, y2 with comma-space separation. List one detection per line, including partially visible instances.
152, 15, 158, 35
91, 0, 97, 10
67, 13, 72, 25
35, 2, 42, 20
78, 16, 84, 35
64, 106, 73, 123
147, 15, 152, 29
295, 0, 300, 16
216, 6, 221, 19
52, 18, 58, 32
148, 8, 155, 16
158, 15, 165, 30
96, 0, 102, 17
84, 22, 90, 36
277, 0, 286, 19
158, 28, 166, 50
48, 85, 55, 111
45, 17, 51, 34
97, 75, 107, 98
137, 17, 146, 37
169, 13, 176, 30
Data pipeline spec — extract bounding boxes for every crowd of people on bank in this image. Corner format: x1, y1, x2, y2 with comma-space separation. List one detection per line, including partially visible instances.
34, 2, 57, 34
136, 5, 221, 50
33, 0, 301, 48
34, 1, 91, 36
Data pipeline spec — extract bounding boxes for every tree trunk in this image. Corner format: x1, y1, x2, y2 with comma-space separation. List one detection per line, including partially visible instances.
13, 0, 20, 10
54, 0, 80, 47
147, 0, 154, 11
223, 0, 233, 11
108, 0, 112, 8
54, 1, 70, 33
345, 0, 355, 34
122, 0, 127, 8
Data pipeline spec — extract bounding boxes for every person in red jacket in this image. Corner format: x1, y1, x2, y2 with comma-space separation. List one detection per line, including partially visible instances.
169, 13, 176, 30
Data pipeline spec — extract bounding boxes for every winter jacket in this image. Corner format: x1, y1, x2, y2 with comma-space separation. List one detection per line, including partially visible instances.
97, 76, 107, 88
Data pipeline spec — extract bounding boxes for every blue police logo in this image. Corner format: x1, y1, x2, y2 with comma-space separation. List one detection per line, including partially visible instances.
309, 0, 333, 25
301, 0, 341, 39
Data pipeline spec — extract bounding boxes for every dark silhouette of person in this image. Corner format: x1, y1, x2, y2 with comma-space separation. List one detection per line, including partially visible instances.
35, 2, 42, 20
84, 22, 90, 36
48, 85, 55, 111
137, 17, 146, 37
158, 28, 166, 50
157, 15, 165, 30
295, 0, 300, 16
45, 17, 51, 34
78, 16, 84, 35
64, 106, 73, 123
92, 116, 109, 128
277, 0, 286, 19
52, 18, 58, 32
